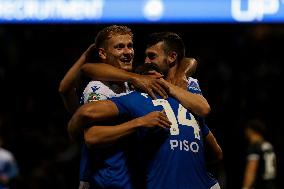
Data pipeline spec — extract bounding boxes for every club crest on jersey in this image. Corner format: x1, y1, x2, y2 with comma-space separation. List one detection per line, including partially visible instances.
188, 81, 200, 91
87, 92, 102, 102
91, 86, 100, 92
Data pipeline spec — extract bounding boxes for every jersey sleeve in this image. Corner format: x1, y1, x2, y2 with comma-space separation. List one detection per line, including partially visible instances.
187, 77, 202, 95
81, 84, 108, 104
81, 81, 120, 104
247, 144, 261, 160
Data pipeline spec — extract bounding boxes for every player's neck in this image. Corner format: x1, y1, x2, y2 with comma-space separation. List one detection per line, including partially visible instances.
166, 64, 178, 81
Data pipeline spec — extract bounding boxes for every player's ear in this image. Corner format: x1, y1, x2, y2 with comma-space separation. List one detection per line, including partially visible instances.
98, 48, 107, 60
168, 51, 178, 67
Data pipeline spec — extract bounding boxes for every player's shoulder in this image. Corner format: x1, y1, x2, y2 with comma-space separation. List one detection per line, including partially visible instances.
111, 91, 149, 102
109, 91, 136, 108
114, 91, 138, 98
188, 77, 199, 84
85, 81, 121, 96
83, 81, 108, 92
187, 77, 201, 91
0, 148, 15, 162
261, 141, 274, 151
81, 81, 113, 103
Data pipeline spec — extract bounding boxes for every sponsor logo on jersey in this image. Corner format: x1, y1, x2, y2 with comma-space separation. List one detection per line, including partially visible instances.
188, 81, 200, 91
170, 139, 199, 153
87, 93, 102, 102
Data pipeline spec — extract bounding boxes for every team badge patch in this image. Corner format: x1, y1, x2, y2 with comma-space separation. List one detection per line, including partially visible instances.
87, 92, 102, 102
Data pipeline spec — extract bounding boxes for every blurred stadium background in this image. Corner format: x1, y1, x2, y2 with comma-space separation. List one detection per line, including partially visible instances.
0, 0, 283, 188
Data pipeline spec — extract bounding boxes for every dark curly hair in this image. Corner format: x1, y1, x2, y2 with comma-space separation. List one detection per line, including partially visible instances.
146, 32, 185, 63
245, 118, 266, 135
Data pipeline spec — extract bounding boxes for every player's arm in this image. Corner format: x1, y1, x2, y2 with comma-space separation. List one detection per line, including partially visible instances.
204, 131, 223, 161
84, 111, 171, 148
81, 63, 169, 99
68, 99, 170, 145
242, 158, 259, 189
59, 44, 96, 113
67, 100, 119, 140
199, 118, 222, 161
167, 57, 198, 89
162, 58, 210, 117
161, 79, 210, 117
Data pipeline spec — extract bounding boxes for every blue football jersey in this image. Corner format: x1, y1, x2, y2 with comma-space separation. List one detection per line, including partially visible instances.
79, 81, 135, 189
110, 90, 218, 189
87, 136, 137, 189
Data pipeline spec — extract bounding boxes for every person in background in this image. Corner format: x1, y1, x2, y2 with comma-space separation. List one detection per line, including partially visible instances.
242, 118, 277, 189
0, 137, 18, 189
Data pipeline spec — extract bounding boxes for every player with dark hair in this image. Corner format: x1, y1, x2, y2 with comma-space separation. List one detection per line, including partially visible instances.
143, 32, 210, 117
242, 118, 277, 189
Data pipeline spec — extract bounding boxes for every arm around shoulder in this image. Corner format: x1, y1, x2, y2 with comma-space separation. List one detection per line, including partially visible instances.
68, 100, 120, 141
163, 79, 211, 117
59, 44, 96, 113
84, 110, 171, 148
81, 63, 134, 82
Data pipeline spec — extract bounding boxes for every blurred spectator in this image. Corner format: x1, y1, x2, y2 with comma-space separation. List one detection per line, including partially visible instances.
242, 118, 277, 189
0, 137, 18, 189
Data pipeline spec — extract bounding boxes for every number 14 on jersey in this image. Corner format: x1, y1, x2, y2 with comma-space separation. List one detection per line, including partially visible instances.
152, 99, 200, 140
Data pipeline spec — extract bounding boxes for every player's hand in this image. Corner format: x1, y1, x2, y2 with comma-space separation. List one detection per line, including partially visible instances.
159, 78, 186, 98
137, 111, 171, 129
167, 57, 198, 90
169, 73, 188, 90
131, 74, 169, 99
158, 78, 176, 96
